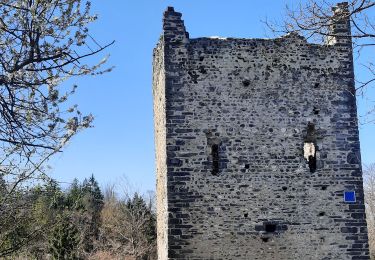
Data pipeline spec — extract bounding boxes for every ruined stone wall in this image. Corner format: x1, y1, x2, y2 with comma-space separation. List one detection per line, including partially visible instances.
153, 4, 369, 260
153, 39, 168, 260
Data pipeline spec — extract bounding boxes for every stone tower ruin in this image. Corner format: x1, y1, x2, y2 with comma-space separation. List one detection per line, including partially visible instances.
152, 3, 369, 259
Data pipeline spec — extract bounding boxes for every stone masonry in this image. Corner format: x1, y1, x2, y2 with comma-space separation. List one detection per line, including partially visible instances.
152, 3, 369, 259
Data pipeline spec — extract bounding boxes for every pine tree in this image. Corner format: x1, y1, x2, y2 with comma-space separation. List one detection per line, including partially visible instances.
126, 193, 156, 245
66, 178, 83, 210
80, 175, 104, 252
49, 215, 80, 260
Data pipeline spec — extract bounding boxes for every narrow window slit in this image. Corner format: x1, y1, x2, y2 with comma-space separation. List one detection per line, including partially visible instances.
211, 144, 219, 175
304, 142, 316, 173
304, 122, 317, 173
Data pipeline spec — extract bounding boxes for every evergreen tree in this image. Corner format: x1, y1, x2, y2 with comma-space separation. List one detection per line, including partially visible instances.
49, 215, 80, 260
25, 180, 66, 257
80, 175, 104, 252
126, 193, 156, 245
45, 179, 66, 210
82, 175, 105, 216
66, 178, 83, 210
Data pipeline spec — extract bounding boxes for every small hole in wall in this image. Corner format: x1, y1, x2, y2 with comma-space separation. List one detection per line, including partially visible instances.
245, 164, 250, 169
261, 237, 269, 243
314, 83, 320, 88
199, 56, 204, 61
318, 212, 325, 217
242, 79, 250, 87
244, 213, 248, 218
199, 66, 207, 74
264, 223, 277, 233
313, 107, 320, 115
282, 186, 288, 191
321, 186, 327, 190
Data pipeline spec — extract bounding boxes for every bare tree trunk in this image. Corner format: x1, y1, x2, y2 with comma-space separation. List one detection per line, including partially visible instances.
364, 164, 375, 259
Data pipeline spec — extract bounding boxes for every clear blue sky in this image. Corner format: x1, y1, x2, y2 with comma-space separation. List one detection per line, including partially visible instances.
49, 0, 375, 193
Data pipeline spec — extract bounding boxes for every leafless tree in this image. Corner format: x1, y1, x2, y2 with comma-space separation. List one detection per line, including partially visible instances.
0, 0, 113, 256
265, 0, 375, 122
364, 163, 375, 258
99, 184, 156, 260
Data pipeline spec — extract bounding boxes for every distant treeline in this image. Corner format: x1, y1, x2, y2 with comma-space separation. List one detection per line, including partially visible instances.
0, 175, 156, 260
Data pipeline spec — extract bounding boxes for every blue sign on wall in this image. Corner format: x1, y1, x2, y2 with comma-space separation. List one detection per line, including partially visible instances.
344, 191, 356, 203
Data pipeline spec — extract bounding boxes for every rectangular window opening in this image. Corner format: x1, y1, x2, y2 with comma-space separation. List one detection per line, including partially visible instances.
304, 142, 316, 173
211, 144, 219, 175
